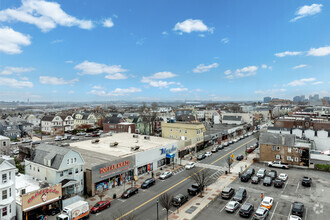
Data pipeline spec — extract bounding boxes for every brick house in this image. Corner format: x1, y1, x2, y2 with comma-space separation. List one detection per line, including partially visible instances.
259, 132, 310, 166
103, 117, 135, 133
274, 117, 330, 130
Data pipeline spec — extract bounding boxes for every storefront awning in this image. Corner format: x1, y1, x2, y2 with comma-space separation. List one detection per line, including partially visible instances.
61, 179, 78, 188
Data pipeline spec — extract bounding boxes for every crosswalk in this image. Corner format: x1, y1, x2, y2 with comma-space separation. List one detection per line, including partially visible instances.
195, 162, 223, 170
173, 166, 185, 175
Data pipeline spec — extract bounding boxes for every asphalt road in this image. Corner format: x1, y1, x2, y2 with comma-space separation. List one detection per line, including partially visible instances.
89, 135, 257, 220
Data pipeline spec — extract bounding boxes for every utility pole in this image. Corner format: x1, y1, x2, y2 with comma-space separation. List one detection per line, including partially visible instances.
156, 199, 159, 220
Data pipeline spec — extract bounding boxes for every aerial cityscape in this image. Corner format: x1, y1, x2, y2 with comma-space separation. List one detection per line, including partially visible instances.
0, 1, 329, 220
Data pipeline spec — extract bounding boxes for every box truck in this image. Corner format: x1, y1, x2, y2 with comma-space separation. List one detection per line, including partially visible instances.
57, 200, 89, 220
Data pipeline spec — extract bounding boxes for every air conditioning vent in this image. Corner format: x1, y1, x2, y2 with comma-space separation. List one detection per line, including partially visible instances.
131, 146, 140, 151
110, 142, 118, 147
144, 136, 150, 140
133, 134, 139, 138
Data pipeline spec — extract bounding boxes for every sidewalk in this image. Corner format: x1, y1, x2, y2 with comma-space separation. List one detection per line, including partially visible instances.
85, 163, 185, 208
168, 152, 257, 220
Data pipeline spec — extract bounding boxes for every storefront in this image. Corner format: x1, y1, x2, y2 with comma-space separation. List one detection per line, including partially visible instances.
18, 184, 62, 220
135, 143, 178, 176
85, 156, 135, 196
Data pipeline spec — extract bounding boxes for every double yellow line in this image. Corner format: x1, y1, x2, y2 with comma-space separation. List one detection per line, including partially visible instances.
116, 138, 256, 220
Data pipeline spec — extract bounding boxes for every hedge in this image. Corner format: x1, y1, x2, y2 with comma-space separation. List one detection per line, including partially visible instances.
315, 164, 330, 172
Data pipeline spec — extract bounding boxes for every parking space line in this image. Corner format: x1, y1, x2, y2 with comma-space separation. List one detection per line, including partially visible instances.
305, 208, 308, 220
288, 204, 293, 218
270, 201, 278, 220
282, 181, 288, 193
295, 182, 299, 193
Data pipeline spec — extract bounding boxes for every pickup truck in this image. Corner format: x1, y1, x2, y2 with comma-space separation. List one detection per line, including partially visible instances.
187, 183, 201, 196
268, 161, 289, 169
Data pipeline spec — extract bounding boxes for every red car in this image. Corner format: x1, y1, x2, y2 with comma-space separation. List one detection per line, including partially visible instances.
247, 146, 255, 153
92, 133, 100, 137
91, 200, 111, 213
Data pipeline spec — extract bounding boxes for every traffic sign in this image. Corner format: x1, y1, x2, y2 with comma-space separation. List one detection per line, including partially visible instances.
231, 154, 235, 159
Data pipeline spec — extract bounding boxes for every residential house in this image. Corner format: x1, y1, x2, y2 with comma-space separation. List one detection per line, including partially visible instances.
24, 144, 85, 196
0, 120, 21, 139
59, 115, 74, 132
41, 115, 64, 135
72, 113, 104, 129
103, 116, 129, 133
0, 135, 11, 155
259, 132, 310, 166
0, 156, 17, 220
23, 114, 41, 128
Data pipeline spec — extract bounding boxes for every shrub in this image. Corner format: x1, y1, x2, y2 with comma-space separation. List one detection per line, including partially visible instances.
315, 164, 330, 172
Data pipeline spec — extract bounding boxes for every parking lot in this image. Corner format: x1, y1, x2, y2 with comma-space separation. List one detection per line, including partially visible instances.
195, 163, 330, 220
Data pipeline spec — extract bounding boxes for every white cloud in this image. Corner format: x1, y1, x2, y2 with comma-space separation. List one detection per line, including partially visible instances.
65, 60, 73, 63
293, 64, 307, 69
141, 71, 178, 88
0, 0, 93, 32
173, 19, 213, 34
261, 64, 267, 69
221, 38, 229, 44
92, 85, 105, 90
0, 26, 31, 54
307, 46, 330, 56
290, 4, 323, 22
312, 81, 323, 85
105, 73, 127, 80
39, 76, 78, 85
193, 63, 218, 73
254, 89, 286, 94
162, 31, 168, 35
275, 51, 302, 57
0, 66, 34, 75
68, 90, 75, 94
20, 77, 29, 80
170, 87, 188, 92
225, 66, 258, 79
224, 70, 232, 75
103, 18, 114, 28
287, 78, 316, 86
145, 71, 177, 79
50, 39, 63, 44
0, 77, 33, 88
89, 87, 142, 97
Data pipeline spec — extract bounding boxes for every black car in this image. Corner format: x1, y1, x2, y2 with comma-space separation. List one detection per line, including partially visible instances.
239, 203, 254, 217
301, 176, 312, 187
246, 168, 255, 177
211, 146, 218, 153
233, 187, 247, 203
172, 194, 188, 207
221, 187, 235, 199
273, 178, 284, 188
267, 170, 277, 180
251, 176, 260, 184
187, 183, 201, 196
141, 178, 155, 189
197, 154, 206, 160
236, 155, 244, 161
240, 173, 251, 182
263, 176, 272, 186
292, 202, 304, 217
218, 144, 224, 150
121, 187, 138, 198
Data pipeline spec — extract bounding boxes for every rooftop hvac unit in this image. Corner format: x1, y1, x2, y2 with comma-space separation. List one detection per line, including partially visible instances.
110, 142, 118, 147
133, 134, 139, 138
109, 132, 113, 136
131, 146, 140, 151
144, 136, 150, 140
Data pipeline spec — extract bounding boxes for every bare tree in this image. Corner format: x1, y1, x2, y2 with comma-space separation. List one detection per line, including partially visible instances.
159, 193, 173, 220
225, 156, 233, 174
97, 190, 106, 201
188, 169, 213, 197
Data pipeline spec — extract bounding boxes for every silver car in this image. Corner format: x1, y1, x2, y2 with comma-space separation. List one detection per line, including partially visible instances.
159, 171, 173, 180
253, 207, 269, 219
256, 168, 266, 178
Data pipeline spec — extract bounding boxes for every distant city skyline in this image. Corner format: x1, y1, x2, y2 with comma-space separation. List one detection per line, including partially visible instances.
0, 0, 329, 102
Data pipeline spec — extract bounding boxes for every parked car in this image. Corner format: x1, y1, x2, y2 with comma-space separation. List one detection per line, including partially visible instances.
247, 146, 255, 153
274, 178, 284, 188
261, 197, 274, 210
185, 162, 195, 170
278, 173, 288, 181
221, 187, 235, 199
291, 202, 304, 217
268, 161, 289, 169
159, 171, 172, 180
211, 146, 218, 153
76, 132, 86, 136
236, 155, 244, 161
121, 187, 138, 198
256, 168, 266, 178
172, 194, 188, 207
253, 207, 269, 220
267, 170, 277, 180
22, 139, 32, 143
233, 187, 247, 203
85, 133, 92, 137
60, 143, 70, 147
301, 176, 312, 187
71, 136, 79, 140
32, 141, 41, 145
218, 144, 224, 150
263, 176, 272, 186
251, 176, 260, 184
90, 200, 110, 213
141, 178, 155, 189
92, 133, 100, 137
229, 140, 233, 144
246, 168, 255, 177
54, 136, 63, 141
289, 215, 302, 220
205, 152, 212, 157
224, 142, 229, 147
187, 183, 201, 196
240, 173, 251, 182
197, 154, 206, 160
225, 201, 240, 213
239, 203, 254, 217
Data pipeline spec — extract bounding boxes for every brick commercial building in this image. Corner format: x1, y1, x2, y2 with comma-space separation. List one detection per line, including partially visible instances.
103, 117, 135, 133
274, 117, 330, 130
259, 132, 311, 166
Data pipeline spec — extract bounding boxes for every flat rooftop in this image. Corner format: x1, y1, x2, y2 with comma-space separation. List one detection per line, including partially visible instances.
16, 173, 40, 205
205, 124, 242, 135
69, 133, 177, 168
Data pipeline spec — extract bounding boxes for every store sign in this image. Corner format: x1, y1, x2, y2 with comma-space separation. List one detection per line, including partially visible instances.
160, 146, 177, 155
100, 160, 130, 174
22, 184, 62, 211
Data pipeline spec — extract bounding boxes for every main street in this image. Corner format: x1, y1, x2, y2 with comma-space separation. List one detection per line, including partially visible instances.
89, 135, 257, 220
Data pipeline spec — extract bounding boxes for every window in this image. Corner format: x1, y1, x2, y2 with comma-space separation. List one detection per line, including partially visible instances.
295, 148, 298, 152
275, 155, 281, 160
33, 167, 35, 171
74, 158, 77, 163
9, 205, 11, 213
37, 168, 40, 172
288, 147, 291, 153
299, 149, 302, 154
60, 171, 63, 177
67, 159, 69, 164
68, 169, 73, 175
287, 156, 292, 161
9, 188, 11, 197
295, 157, 299, 162
30, 165, 31, 170
277, 146, 280, 151
2, 207, 7, 217
71, 158, 73, 163
3, 141, 6, 146
2, 190, 8, 200
45, 177, 47, 181
75, 168, 78, 174
2, 173, 7, 183
272, 146, 276, 151
170, 128, 172, 132
81, 166, 83, 172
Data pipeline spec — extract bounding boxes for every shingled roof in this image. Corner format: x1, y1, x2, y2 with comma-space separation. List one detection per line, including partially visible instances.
259, 132, 295, 147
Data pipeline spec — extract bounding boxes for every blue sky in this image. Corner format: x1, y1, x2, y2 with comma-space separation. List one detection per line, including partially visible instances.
0, 0, 329, 102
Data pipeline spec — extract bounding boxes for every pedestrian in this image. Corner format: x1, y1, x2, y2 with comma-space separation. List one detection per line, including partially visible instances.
152, 172, 154, 178
261, 193, 263, 201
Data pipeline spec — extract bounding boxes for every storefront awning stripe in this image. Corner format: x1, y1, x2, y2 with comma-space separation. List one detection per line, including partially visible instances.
23, 197, 60, 212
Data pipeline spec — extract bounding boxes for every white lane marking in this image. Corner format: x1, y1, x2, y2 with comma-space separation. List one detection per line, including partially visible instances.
295, 182, 299, 193
305, 208, 308, 220
270, 201, 278, 220
288, 204, 293, 218
117, 199, 126, 202
236, 196, 250, 216
282, 181, 288, 193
